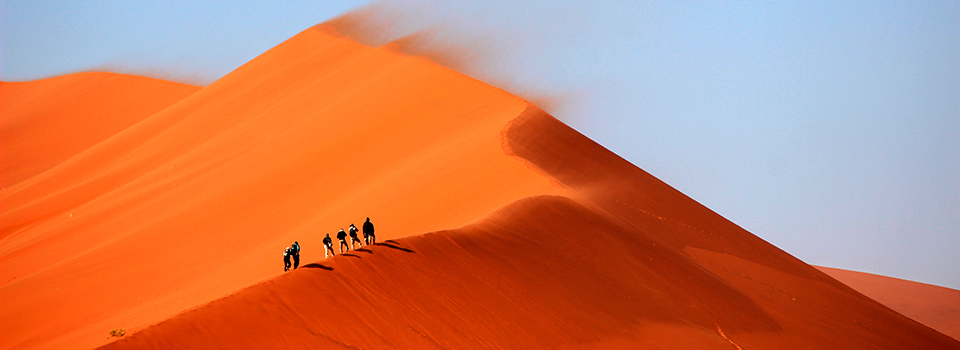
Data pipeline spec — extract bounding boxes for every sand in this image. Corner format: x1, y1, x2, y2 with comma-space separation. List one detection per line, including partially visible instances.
0, 73, 200, 189
1, 24, 563, 350
3, 24, 958, 350
818, 266, 960, 341
99, 194, 960, 349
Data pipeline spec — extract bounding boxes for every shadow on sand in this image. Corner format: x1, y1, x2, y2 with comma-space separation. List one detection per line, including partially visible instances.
375, 242, 415, 253
302, 263, 334, 270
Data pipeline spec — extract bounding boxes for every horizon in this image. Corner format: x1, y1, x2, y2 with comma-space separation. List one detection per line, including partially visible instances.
3, 1, 958, 289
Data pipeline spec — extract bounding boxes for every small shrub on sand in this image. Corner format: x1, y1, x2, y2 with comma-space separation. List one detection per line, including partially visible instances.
109, 328, 125, 337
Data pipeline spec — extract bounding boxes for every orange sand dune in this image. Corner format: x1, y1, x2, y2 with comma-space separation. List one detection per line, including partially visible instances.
98, 105, 960, 349
4, 23, 959, 350
0, 73, 200, 188
1, 25, 563, 350
817, 266, 960, 341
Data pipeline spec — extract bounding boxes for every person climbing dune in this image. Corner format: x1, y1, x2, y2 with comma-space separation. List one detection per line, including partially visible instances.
323, 233, 335, 258
291, 241, 300, 269
349, 223, 362, 249
363, 217, 375, 245
283, 246, 293, 271
337, 228, 349, 253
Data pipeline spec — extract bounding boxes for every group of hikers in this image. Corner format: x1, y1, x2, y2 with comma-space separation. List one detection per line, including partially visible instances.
283, 217, 375, 271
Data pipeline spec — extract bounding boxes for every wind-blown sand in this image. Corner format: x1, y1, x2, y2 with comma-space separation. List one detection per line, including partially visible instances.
1, 24, 562, 350
3, 24, 958, 350
817, 266, 960, 341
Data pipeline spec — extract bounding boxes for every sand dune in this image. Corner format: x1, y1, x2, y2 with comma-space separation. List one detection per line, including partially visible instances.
98, 102, 960, 349
3, 23, 958, 350
1, 25, 562, 350
100, 195, 959, 349
818, 266, 960, 341
0, 73, 200, 188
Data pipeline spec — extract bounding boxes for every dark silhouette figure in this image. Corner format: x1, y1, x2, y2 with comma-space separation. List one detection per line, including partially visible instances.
363, 217, 376, 245
337, 229, 349, 253
291, 241, 300, 269
349, 223, 363, 249
323, 233, 334, 258
283, 246, 293, 271
361, 223, 369, 243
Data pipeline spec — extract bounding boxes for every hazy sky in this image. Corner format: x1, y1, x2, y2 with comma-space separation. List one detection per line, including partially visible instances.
3, 1, 958, 289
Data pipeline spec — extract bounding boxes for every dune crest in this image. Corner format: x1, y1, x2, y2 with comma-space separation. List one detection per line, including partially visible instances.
1, 25, 563, 350
101, 194, 959, 349
0, 73, 200, 189
817, 266, 960, 341
3, 24, 958, 350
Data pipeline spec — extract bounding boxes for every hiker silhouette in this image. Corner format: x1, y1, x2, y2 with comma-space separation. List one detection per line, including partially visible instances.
349, 223, 363, 249
282, 246, 293, 271
291, 241, 300, 269
322, 233, 335, 258
337, 229, 348, 253
363, 217, 375, 245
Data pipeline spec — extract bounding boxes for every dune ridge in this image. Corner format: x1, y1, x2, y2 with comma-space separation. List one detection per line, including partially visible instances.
0, 73, 200, 189
3, 23, 958, 350
101, 102, 958, 349
817, 266, 960, 341
1, 24, 564, 350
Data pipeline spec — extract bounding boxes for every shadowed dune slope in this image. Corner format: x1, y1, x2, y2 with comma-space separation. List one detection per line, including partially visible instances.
5, 23, 959, 350
102, 195, 959, 349
0, 73, 200, 188
0, 25, 563, 350
818, 266, 960, 341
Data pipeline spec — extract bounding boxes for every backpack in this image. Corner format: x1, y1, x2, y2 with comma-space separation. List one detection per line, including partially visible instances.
292, 243, 300, 254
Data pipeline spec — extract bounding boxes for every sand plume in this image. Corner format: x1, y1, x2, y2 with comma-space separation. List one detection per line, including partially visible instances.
323, 2, 570, 115
1, 25, 563, 350
3, 22, 958, 350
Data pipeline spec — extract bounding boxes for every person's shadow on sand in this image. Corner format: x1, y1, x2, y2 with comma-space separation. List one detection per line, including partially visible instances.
301, 242, 415, 269
374, 241, 415, 253
302, 263, 333, 270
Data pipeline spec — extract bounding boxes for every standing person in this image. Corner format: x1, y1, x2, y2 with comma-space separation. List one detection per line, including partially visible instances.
337, 228, 349, 253
363, 217, 376, 245
349, 223, 362, 249
361, 222, 369, 245
291, 241, 301, 270
322, 233, 335, 258
283, 246, 293, 272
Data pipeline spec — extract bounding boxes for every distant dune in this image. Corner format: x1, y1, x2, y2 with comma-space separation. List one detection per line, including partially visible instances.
0, 73, 200, 188
3, 24, 958, 350
817, 266, 960, 341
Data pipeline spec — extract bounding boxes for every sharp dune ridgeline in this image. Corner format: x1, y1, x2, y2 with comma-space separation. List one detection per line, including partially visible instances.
817, 266, 960, 342
2, 24, 958, 350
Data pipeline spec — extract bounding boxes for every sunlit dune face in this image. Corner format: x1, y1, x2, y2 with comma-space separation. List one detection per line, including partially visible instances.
3, 22, 958, 350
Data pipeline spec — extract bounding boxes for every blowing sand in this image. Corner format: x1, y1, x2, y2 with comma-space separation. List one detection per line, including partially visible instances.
2, 24, 958, 350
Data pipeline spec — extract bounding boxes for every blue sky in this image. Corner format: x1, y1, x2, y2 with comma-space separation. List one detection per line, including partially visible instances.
3, 1, 958, 289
